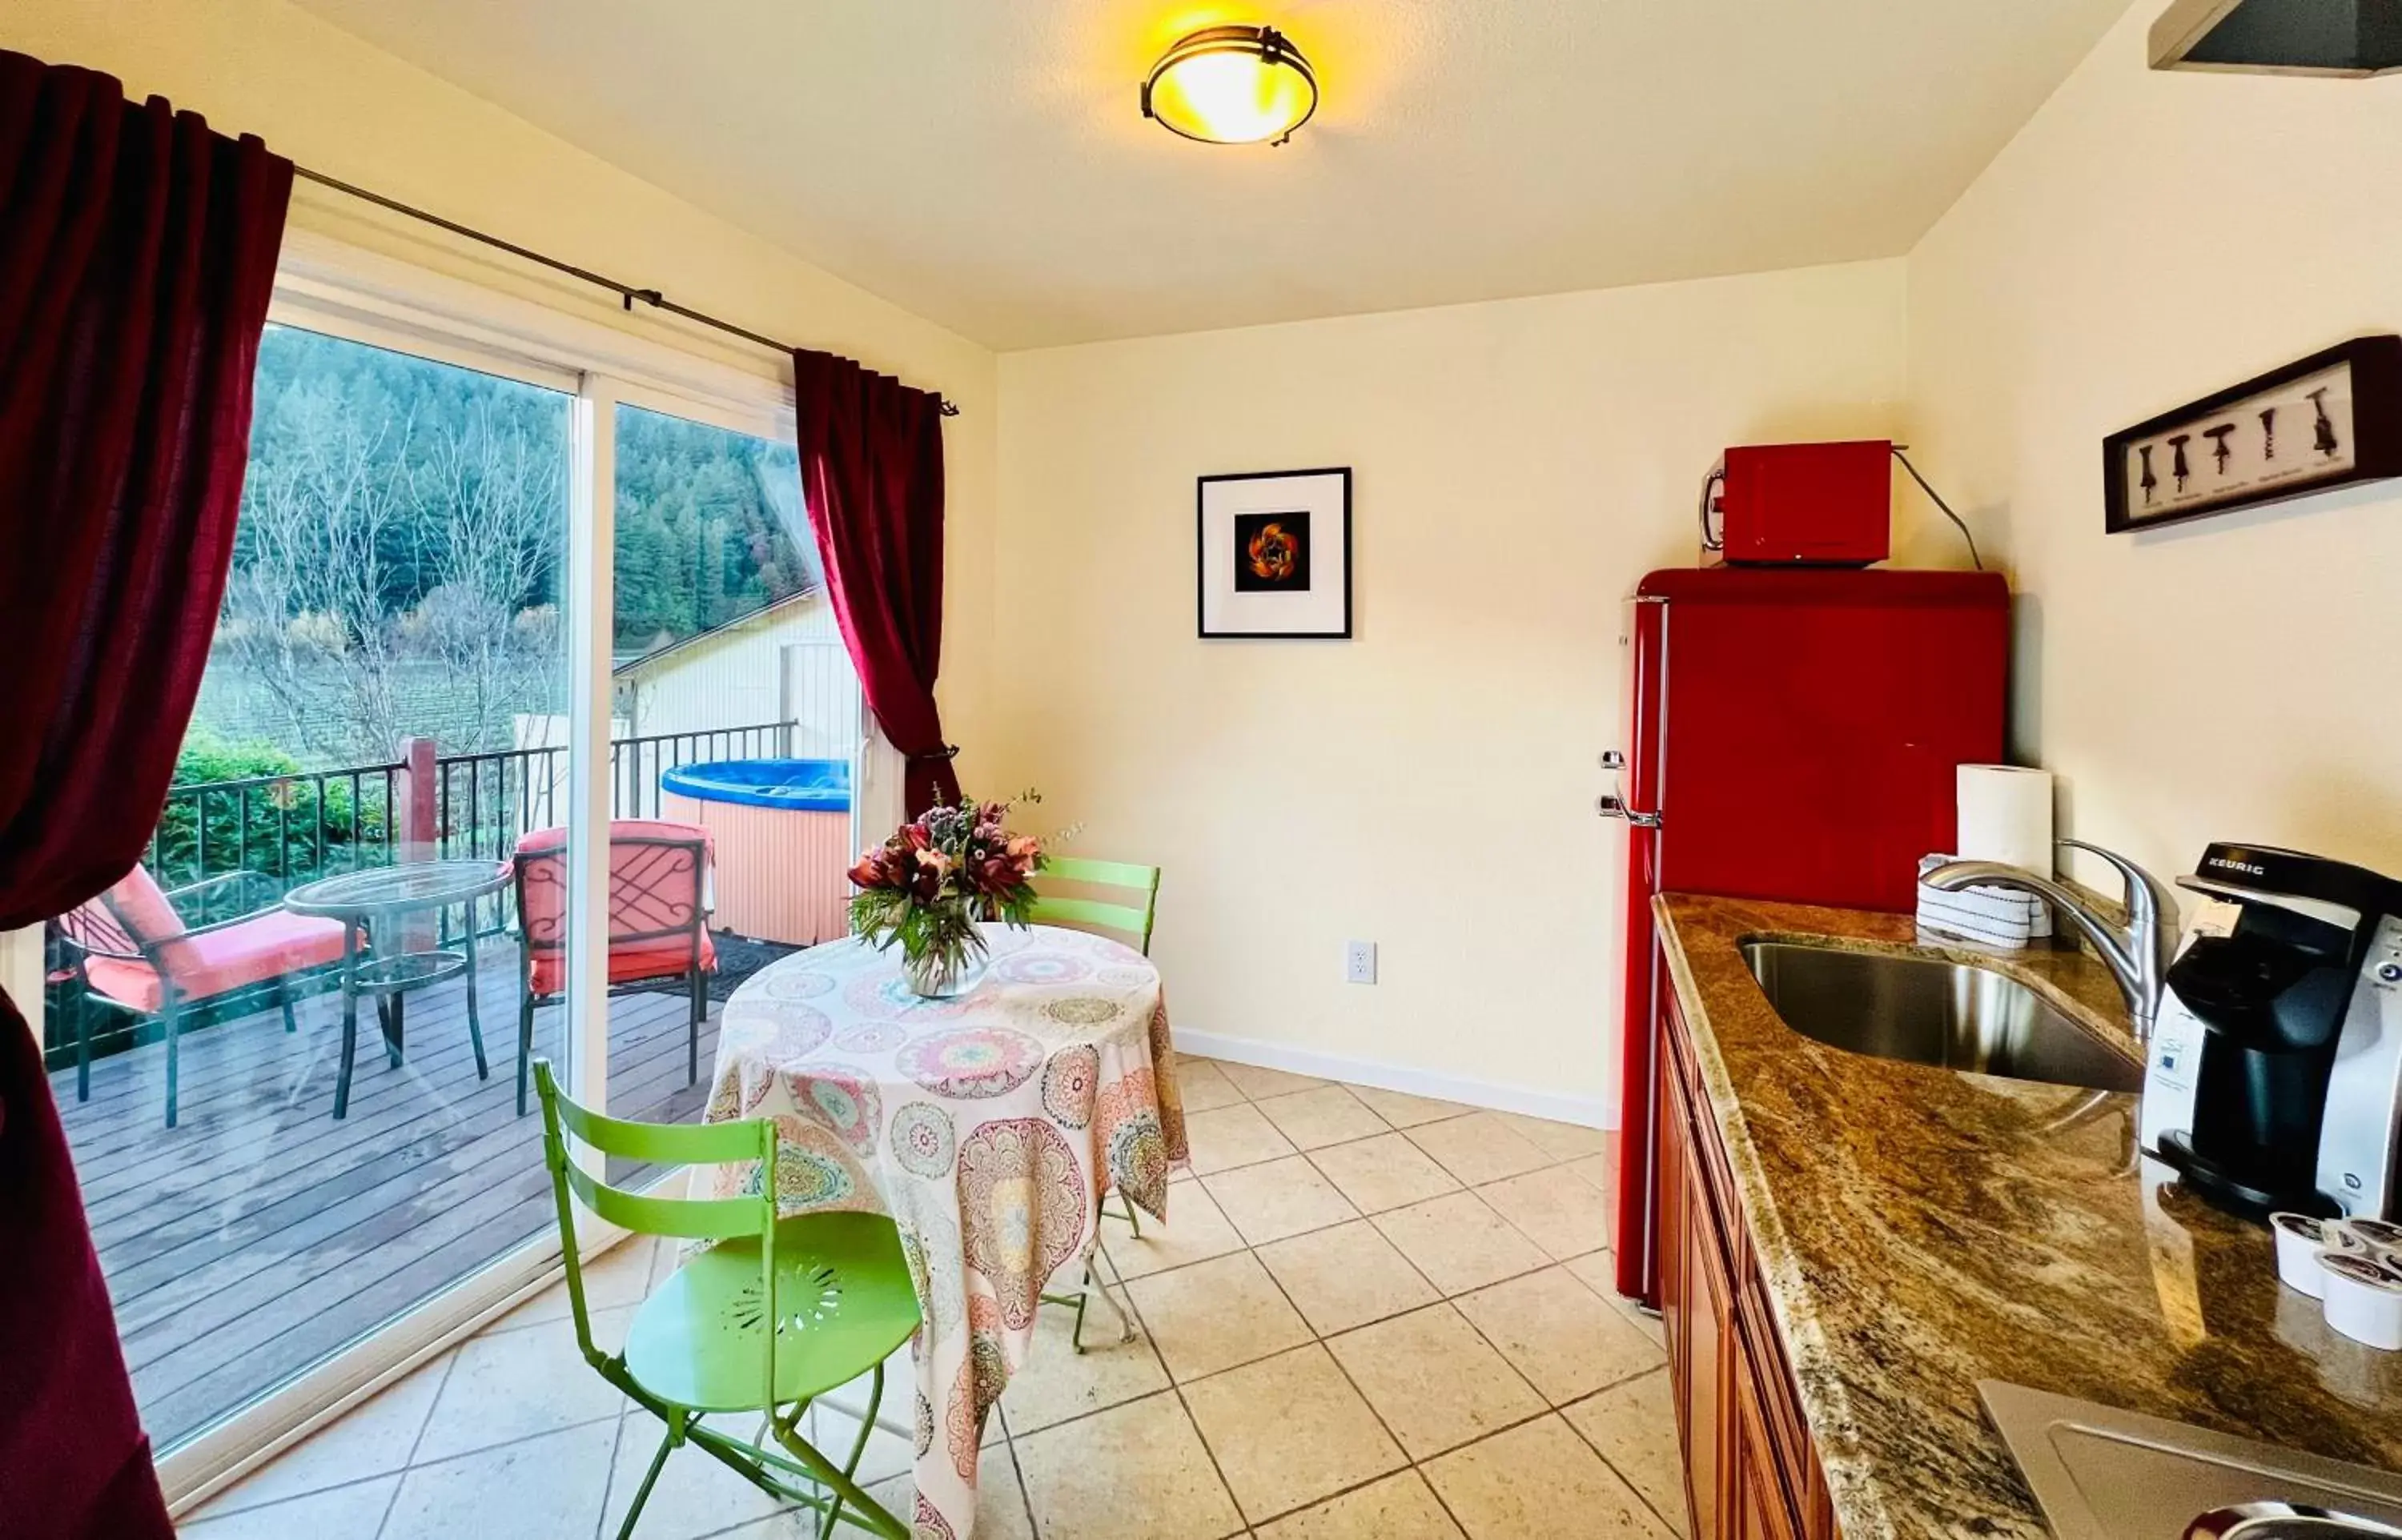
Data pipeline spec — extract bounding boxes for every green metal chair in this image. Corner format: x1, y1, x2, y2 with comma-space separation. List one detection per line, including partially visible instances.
1026, 858, 1162, 1348
1025, 856, 1162, 956
532, 1060, 921, 1540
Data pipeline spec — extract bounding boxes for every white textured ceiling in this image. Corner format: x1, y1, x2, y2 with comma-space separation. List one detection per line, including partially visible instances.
292, 0, 2131, 351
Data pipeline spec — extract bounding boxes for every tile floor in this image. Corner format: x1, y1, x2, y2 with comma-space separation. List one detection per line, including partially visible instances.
178, 1057, 1677, 1539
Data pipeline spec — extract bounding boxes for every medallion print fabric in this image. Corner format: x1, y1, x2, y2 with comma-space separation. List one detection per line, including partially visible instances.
900, 1026, 1043, 1098
1039, 1046, 1100, 1129
701, 926, 1187, 1539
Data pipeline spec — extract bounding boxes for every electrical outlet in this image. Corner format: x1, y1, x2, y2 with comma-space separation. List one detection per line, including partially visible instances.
1345, 940, 1377, 985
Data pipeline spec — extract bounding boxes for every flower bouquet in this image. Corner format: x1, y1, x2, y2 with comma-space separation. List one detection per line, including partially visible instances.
846, 795, 1043, 998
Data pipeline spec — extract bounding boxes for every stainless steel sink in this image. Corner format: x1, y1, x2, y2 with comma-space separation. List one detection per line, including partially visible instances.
1982, 1380, 2402, 1540
1740, 939, 2144, 1093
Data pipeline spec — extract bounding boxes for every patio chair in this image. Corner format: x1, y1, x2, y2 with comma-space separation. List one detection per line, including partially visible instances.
56, 867, 347, 1128
511, 820, 717, 1116
531, 1058, 919, 1540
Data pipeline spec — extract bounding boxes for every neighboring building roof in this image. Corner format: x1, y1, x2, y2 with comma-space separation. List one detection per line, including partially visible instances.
612, 588, 819, 677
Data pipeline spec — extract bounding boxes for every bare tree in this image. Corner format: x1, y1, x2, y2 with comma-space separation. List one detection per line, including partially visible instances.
219, 383, 412, 761
402, 400, 565, 751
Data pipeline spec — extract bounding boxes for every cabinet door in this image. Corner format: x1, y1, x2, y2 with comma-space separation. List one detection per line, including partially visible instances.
1682, 1153, 1733, 1540
1656, 1045, 1689, 1394
1734, 1358, 1802, 1540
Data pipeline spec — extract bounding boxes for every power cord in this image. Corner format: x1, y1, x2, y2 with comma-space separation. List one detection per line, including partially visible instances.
1890, 445, 1983, 571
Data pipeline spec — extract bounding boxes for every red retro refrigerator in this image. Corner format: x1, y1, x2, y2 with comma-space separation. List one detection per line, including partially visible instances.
1605, 567, 2010, 1305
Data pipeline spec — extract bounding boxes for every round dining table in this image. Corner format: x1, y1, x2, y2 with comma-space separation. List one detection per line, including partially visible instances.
702, 922, 1188, 1539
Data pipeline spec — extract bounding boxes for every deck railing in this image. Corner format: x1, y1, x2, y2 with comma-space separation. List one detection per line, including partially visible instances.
145, 720, 797, 904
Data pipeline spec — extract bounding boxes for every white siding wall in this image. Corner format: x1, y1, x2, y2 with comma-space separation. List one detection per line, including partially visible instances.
621, 595, 858, 756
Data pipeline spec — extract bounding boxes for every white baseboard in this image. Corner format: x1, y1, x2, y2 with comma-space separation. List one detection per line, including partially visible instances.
1172, 1027, 1616, 1130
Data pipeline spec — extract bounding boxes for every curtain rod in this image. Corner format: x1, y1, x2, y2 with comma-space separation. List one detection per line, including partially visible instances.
294, 165, 961, 417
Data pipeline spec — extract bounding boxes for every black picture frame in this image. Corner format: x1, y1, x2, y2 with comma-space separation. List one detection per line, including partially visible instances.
1196, 467, 1352, 639
2103, 335, 2402, 534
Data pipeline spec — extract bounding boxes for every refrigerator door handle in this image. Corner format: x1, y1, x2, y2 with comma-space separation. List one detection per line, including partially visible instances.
1595, 792, 1662, 828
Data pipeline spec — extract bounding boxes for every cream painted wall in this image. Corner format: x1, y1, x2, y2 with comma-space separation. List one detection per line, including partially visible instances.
994, 261, 1911, 1118
1906, 2, 2402, 899
2, 0, 999, 792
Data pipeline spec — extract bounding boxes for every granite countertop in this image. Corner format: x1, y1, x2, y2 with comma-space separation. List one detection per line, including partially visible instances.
1654, 892, 2402, 1540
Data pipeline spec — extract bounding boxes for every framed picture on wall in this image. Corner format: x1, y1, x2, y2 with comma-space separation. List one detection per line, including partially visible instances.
1197, 467, 1352, 639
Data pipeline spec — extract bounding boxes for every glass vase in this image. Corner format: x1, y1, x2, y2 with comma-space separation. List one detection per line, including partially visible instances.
902, 925, 988, 1000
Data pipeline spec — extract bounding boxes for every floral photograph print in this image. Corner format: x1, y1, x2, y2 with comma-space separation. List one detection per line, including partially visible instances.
1198, 467, 1350, 638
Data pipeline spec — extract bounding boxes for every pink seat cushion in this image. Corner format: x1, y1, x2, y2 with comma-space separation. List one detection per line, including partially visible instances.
525, 931, 717, 999
83, 911, 349, 1013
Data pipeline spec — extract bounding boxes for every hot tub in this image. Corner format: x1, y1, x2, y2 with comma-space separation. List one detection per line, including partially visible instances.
661, 758, 851, 945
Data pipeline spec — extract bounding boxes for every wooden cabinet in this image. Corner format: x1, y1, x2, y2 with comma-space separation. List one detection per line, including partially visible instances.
1654, 980, 1839, 1540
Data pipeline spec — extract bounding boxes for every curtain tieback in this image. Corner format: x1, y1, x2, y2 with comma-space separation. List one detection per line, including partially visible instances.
906, 744, 961, 764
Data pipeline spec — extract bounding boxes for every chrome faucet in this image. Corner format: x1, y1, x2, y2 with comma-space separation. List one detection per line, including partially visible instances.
1922, 839, 2178, 1040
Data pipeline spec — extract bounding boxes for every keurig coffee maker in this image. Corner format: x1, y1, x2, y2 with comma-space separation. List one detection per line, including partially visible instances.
2141, 842, 2402, 1221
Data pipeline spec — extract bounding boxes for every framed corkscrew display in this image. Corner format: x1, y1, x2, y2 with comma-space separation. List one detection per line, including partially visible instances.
2104, 335, 2402, 533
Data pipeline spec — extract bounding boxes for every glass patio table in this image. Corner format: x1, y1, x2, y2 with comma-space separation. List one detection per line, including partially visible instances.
283, 859, 513, 1120
703, 923, 1189, 1538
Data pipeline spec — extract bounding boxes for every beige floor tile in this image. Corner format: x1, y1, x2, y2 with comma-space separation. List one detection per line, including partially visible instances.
1424, 1414, 1675, 1539
1183, 1344, 1405, 1524
1453, 1265, 1665, 1404
493, 1234, 657, 1332
1569, 1150, 1617, 1193
1405, 1114, 1555, 1187
1218, 1061, 1328, 1101
193, 1350, 450, 1514
1175, 1058, 1248, 1113
1252, 1470, 1466, 1540
1102, 1180, 1248, 1280
1125, 1250, 1312, 1382
1324, 1304, 1545, 1460
179, 1474, 399, 1538
382, 1420, 617, 1540
1254, 1085, 1391, 1150
1475, 1165, 1612, 1261
865, 1438, 1036, 1540
1013, 1391, 1244, 1540
1566, 1252, 1668, 1348
1370, 1191, 1550, 1296
1496, 1113, 1615, 1162
1000, 1284, 1172, 1433
1307, 1133, 1463, 1215
412, 1305, 635, 1462
1347, 1085, 1478, 1129
1565, 1369, 1689, 1537
1255, 1220, 1439, 1336
1184, 1102, 1301, 1175
1201, 1155, 1360, 1245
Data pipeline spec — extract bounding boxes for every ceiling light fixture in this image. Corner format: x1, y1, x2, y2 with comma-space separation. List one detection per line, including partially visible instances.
1141, 25, 1318, 146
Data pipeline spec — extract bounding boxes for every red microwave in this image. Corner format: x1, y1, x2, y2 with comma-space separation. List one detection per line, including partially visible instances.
1702, 439, 1891, 566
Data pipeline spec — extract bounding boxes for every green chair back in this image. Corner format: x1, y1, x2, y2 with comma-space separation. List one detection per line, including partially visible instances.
1027, 856, 1162, 955
534, 1059, 781, 1401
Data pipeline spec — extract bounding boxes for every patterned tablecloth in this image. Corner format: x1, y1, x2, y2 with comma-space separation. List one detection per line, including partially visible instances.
703, 924, 1187, 1539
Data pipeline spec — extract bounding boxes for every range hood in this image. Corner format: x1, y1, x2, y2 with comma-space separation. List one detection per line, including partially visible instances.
2151, 0, 2402, 74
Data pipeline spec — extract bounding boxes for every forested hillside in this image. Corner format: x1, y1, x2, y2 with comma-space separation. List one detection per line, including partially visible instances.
194, 324, 813, 768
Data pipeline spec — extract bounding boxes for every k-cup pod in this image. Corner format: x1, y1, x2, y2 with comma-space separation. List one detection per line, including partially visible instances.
2273, 1212, 2364, 1298
2319, 1251, 2402, 1351
2341, 1216, 2402, 1256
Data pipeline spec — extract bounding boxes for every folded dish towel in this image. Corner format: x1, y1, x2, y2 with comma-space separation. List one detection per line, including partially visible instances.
1915, 853, 2053, 949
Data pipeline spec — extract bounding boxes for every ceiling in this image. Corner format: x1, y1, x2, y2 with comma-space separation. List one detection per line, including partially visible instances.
293, 0, 2132, 351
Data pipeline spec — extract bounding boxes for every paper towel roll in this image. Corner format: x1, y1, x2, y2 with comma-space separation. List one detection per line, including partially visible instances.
1956, 764, 2055, 875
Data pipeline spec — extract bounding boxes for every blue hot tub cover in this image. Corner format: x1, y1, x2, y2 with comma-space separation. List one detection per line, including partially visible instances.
661, 757, 851, 812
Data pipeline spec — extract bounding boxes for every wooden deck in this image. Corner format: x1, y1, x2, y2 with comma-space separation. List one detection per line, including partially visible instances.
52, 937, 773, 1454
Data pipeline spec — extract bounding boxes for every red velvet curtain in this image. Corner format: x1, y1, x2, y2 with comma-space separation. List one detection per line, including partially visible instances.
0, 50, 291, 1538
791, 348, 961, 816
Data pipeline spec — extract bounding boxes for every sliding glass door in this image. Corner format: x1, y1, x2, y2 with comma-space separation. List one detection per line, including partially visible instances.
604, 391, 862, 1129
39, 319, 588, 1455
